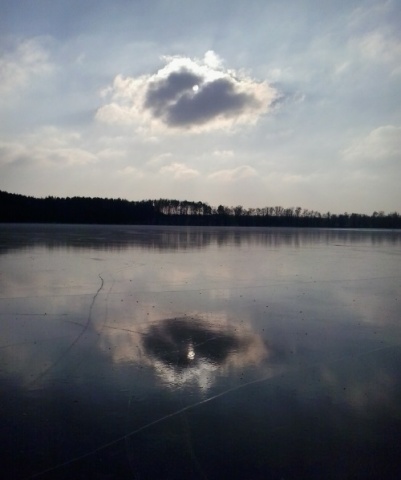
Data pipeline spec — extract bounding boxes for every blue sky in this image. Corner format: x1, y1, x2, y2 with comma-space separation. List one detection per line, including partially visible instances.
1, 0, 400, 213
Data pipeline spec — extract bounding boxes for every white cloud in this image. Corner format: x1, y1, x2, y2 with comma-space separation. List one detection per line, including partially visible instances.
348, 1, 393, 31
0, 128, 97, 168
343, 125, 401, 166
96, 51, 277, 133
159, 162, 200, 179
208, 165, 258, 182
203, 50, 223, 69
355, 31, 401, 65
0, 38, 53, 96
115, 165, 144, 177
346, 2, 401, 75
96, 148, 126, 160
0, 141, 26, 167
212, 149, 234, 158
146, 152, 173, 168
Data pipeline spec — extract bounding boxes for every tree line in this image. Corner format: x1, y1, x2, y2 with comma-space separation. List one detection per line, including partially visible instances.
0, 190, 400, 228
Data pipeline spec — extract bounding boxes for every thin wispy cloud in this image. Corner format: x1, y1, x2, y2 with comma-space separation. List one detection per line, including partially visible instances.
0, 37, 52, 97
0, 128, 96, 169
208, 165, 258, 182
343, 125, 401, 167
159, 162, 200, 179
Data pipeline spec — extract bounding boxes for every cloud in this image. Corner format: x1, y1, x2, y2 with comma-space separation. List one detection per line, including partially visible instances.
0, 128, 97, 168
208, 165, 258, 182
115, 165, 144, 177
348, 1, 393, 31
0, 38, 52, 96
354, 31, 401, 67
346, 2, 401, 75
159, 162, 200, 179
212, 149, 234, 158
96, 51, 277, 132
343, 125, 401, 167
145, 152, 173, 169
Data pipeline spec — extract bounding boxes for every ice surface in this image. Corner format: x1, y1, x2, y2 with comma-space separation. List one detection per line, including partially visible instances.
1, 225, 400, 479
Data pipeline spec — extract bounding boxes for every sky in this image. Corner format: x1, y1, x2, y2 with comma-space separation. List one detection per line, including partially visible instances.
1, 0, 400, 214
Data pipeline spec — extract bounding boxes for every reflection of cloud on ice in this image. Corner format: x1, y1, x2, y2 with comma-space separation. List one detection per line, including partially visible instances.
151, 356, 217, 391
142, 317, 268, 391
318, 348, 401, 411
101, 313, 268, 391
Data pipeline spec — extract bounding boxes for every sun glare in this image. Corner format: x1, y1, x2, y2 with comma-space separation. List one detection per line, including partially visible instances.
187, 342, 195, 360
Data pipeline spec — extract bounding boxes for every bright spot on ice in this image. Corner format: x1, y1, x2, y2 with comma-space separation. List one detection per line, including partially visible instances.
187, 343, 195, 360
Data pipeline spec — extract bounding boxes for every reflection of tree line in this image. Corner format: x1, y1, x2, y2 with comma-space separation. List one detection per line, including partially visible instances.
1, 190, 400, 228
1, 223, 399, 254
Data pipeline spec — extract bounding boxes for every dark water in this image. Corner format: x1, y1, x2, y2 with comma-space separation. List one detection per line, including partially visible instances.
1, 224, 401, 479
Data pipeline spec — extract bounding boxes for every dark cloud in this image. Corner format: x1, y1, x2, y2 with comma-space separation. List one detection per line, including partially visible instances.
145, 71, 259, 127
169, 78, 258, 126
97, 52, 277, 132
144, 69, 203, 116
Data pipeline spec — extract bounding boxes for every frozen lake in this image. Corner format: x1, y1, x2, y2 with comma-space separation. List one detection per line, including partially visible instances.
1, 224, 401, 479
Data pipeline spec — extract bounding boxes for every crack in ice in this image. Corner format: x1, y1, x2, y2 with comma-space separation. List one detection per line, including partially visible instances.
27, 274, 104, 387
26, 341, 401, 479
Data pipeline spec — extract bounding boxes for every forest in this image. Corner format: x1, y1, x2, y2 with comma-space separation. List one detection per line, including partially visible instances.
0, 190, 400, 228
